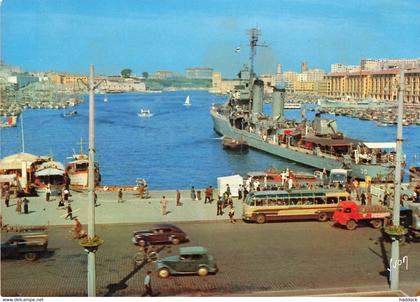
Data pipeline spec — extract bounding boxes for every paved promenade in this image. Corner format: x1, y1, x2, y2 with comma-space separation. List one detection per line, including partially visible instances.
1, 189, 241, 227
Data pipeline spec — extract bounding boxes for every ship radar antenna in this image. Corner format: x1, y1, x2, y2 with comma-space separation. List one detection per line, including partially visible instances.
247, 27, 268, 83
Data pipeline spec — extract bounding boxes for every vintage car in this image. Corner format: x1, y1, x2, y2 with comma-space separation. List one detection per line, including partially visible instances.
132, 223, 188, 246
156, 246, 218, 278
1, 232, 48, 261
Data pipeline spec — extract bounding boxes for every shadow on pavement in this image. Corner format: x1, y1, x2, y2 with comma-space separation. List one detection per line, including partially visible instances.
104, 245, 165, 297
370, 235, 390, 285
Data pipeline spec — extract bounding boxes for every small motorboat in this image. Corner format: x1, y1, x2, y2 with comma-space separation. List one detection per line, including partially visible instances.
222, 138, 249, 152
138, 109, 153, 118
104, 97, 108, 103
64, 110, 77, 117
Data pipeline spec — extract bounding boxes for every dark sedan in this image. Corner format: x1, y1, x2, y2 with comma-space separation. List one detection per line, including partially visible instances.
132, 224, 189, 246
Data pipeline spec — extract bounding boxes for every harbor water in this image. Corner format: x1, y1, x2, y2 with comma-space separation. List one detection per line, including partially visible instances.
1, 91, 419, 189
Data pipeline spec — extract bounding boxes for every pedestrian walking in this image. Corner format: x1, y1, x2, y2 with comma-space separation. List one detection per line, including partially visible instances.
244, 186, 249, 200
94, 192, 98, 206
46, 184, 51, 202
176, 190, 181, 206
190, 186, 196, 201
216, 195, 223, 216
16, 198, 22, 215
238, 184, 243, 200
160, 195, 168, 215
65, 204, 73, 220
23, 198, 29, 214
360, 192, 366, 206
4, 190, 10, 207
72, 218, 83, 239
228, 205, 235, 223
117, 188, 123, 203
204, 186, 211, 203
226, 184, 231, 196
142, 271, 153, 297
63, 188, 69, 201
58, 197, 65, 208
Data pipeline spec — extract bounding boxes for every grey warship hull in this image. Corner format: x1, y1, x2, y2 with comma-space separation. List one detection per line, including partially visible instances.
211, 110, 396, 181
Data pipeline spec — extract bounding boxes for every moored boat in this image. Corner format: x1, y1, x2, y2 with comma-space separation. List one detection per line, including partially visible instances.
223, 138, 249, 152
65, 139, 101, 190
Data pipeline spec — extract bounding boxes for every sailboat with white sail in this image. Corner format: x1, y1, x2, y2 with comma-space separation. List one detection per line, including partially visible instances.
184, 95, 191, 106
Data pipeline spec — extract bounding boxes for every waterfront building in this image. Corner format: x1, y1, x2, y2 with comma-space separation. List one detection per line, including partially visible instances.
185, 67, 214, 79
149, 70, 176, 80
283, 69, 326, 93
331, 64, 361, 73
102, 77, 146, 93
283, 71, 299, 92
209, 71, 240, 94
361, 58, 420, 71
7, 75, 39, 89
325, 68, 420, 103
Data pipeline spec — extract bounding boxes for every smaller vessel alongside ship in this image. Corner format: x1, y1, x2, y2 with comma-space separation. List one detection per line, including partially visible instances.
138, 109, 153, 118
223, 138, 249, 152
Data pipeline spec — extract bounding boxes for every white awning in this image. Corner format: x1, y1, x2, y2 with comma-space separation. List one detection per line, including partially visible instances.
363, 142, 396, 149
0, 174, 17, 183
35, 168, 65, 177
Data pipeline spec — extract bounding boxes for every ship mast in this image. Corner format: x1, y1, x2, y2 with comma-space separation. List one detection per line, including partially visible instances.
247, 27, 267, 87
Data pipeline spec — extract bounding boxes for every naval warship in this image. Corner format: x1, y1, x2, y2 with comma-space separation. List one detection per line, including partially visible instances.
210, 28, 403, 181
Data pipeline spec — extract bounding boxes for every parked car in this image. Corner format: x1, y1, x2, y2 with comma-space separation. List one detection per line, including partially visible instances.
132, 224, 188, 246
156, 246, 218, 278
1, 232, 48, 261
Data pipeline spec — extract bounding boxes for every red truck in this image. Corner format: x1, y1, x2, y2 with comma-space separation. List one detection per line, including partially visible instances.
332, 201, 391, 230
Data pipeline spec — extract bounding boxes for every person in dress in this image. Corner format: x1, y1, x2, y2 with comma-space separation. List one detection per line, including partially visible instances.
23, 198, 29, 214
190, 186, 196, 201
46, 184, 51, 202
16, 198, 22, 215
160, 196, 168, 215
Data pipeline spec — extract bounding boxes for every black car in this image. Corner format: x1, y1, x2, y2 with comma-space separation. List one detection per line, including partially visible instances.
132, 224, 189, 246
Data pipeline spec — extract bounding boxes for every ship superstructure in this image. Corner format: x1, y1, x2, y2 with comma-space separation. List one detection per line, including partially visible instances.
210, 28, 402, 181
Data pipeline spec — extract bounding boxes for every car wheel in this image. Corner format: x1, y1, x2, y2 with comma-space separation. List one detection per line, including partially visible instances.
256, 214, 266, 224
318, 212, 329, 222
346, 220, 357, 231
24, 252, 37, 261
171, 237, 180, 245
158, 268, 170, 278
138, 239, 146, 247
198, 267, 209, 277
371, 219, 382, 229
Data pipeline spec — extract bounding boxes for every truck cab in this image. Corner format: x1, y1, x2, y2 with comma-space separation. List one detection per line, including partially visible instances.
332, 201, 390, 230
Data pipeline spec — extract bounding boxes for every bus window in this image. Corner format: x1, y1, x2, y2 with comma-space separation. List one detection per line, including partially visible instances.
276, 197, 289, 206
304, 198, 314, 205
315, 198, 325, 204
339, 196, 347, 201
255, 199, 264, 206
327, 197, 338, 204
290, 195, 302, 205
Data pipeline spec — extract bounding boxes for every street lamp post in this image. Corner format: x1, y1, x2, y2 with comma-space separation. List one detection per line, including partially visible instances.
87, 64, 96, 296
390, 69, 404, 291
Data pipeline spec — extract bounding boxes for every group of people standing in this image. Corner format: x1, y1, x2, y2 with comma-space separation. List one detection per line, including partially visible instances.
2, 184, 30, 214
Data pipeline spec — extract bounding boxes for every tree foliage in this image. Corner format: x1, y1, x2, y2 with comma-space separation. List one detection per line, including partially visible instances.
121, 68, 132, 78
142, 72, 149, 79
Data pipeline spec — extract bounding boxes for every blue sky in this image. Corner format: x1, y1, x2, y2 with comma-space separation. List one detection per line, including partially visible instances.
1, 0, 419, 77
